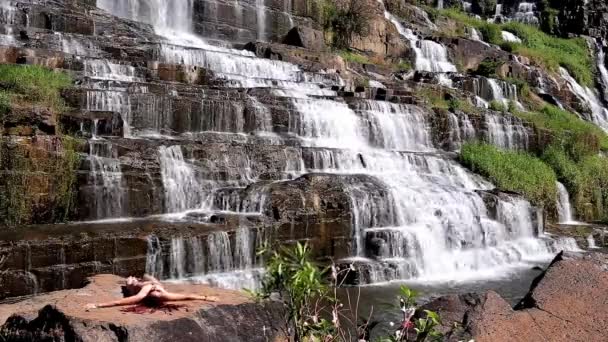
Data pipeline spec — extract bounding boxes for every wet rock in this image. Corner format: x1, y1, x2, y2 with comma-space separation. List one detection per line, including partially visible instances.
283, 26, 326, 51
423, 252, 608, 342
0, 274, 287, 342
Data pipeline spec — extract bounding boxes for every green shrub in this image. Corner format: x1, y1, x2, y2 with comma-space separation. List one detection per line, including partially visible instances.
489, 100, 507, 112
0, 64, 71, 111
438, 9, 593, 85
474, 58, 502, 77
461, 142, 558, 207
479, 24, 503, 45
502, 21, 593, 86
513, 105, 608, 155
325, 0, 373, 49
576, 156, 608, 221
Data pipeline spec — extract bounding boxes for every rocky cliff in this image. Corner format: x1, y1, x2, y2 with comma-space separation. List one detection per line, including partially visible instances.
0, 274, 286, 341
423, 252, 608, 342
0, 0, 606, 313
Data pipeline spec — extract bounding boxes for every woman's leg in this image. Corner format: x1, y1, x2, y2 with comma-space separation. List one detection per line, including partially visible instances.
156, 287, 217, 302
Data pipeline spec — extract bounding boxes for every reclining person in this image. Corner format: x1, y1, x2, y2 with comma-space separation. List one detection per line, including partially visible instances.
86, 275, 217, 310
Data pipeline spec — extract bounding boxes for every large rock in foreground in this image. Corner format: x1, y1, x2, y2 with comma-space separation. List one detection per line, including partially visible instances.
0, 275, 286, 341
424, 252, 608, 342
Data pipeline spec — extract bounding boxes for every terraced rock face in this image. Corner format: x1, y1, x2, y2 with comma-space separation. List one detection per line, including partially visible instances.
0, 0, 592, 298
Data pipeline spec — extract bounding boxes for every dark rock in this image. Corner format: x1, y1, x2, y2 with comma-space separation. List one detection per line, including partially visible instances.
423, 252, 608, 341
283, 26, 326, 51
0, 275, 287, 342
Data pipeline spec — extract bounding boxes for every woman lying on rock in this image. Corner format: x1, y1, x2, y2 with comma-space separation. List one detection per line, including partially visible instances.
85, 275, 218, 310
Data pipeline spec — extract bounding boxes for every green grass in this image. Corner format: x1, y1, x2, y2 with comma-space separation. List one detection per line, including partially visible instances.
543, 146, 608, 221
0, 64, 72, 111
438, 9, 593, 85
339, 50, 371, 65
513, 105, 608, 155
461, 142, 558, 207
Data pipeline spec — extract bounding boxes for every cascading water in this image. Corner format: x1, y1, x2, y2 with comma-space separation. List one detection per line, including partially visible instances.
89, 138, 125, 219
559, 67, 608, 131
501, 31, 522, 43
483, 113, 530, 150
97, 0, 193, 33
256, 0, 267, 41
514, 2, 539, 25
556, 182, 575, 224
91, 0, 579, 288
377, 0, 456, 75
596, 41, 608, 103
447, 112, 476, 149
146, 228, 263, 290
158, 145, 210, 214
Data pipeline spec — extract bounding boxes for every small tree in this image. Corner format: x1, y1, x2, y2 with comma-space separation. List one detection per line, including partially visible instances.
325, 0, 373, 49
255, 242, 335, 341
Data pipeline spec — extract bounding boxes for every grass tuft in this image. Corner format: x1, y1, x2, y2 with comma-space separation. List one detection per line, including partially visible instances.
439, 9, 593, 86
0, 64, 72, 112
461, 142, 557, 207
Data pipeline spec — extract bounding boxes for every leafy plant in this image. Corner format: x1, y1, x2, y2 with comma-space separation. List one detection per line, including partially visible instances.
255, 242, 334, 341
377, 285, 443, 342
324, 0, 373, 49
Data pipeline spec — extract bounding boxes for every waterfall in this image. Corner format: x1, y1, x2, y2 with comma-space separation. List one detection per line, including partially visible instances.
145, 229, 263, 290
556, 182, 575, 224
448, 112, 476, 149
97, 0, 194, 33
501, 31, 522, 43
437, 0, 444, 9
483, 113, 530, 150
587, 235, 598, 249
158, 145, 210, 214
256, 0, 266, 41
92, 0, 579, 287
514, 2, 539, 25
290, 94, 568, 282
84, 60, 142, 82
597, 41, 608, 103
415, 40, 458, 73
559, 67, 608, 131
89, 139, 125, 219
377, 0, 455, 74
470, 77, 523, 111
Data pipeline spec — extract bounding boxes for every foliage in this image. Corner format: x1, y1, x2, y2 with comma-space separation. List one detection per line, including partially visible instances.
377, 285, 442, 342
473, 58, 502, 78
254, 244, 443, 342
0, 136, 82, 225
324, 0, 373, 49
513, 105, 608, 155
489, 100, 507, 112
339, 50, 371, 65
438, 9, 593, 85
0, 64, 71, 111
255, 242, 334, 340
395, 60, 412, 72
502, 21, 593, 86
575, 156, 608, 221
417, 88, 448, 109
461, 142, 558, 207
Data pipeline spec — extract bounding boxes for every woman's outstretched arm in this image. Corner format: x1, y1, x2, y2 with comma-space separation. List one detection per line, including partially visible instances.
86, 284, 154, 310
